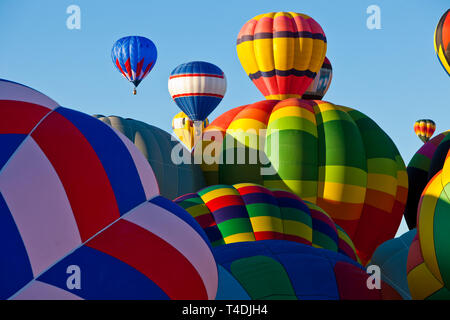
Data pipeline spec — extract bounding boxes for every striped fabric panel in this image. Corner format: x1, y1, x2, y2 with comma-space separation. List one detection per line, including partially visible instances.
236, 12, 326, 99
0, 137, 82, 278
125, 198, 217, 299
0, 79, 59, 111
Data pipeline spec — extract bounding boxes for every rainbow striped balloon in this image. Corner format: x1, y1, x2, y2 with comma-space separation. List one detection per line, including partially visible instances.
0, 79, 217, 300
168, 61, 226, 121
175, 183, 360, 262
407, 149, 450, 300
200, 98, 407, 264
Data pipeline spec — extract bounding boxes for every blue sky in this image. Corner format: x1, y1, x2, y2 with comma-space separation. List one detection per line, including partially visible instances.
0, 0, 448, 236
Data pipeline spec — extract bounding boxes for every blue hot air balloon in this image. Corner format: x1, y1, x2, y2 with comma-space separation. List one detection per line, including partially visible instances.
111, 36, 157, 95
168, 61, 226, 122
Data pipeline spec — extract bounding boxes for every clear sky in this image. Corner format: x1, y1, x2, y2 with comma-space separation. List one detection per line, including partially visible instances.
0, 0, 448, 237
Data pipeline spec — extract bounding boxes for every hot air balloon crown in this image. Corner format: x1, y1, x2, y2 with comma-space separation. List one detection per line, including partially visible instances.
236, 12, 327, 100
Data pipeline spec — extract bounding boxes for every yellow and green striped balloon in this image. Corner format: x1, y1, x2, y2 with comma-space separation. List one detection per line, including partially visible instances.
199, 98, 407, 264
407, 149, 450, 299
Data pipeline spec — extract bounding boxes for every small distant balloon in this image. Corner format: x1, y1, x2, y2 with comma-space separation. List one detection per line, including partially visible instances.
172, 111, 209, 151
434, 9, 450, 77
111, 36, 157, 95
168, 61, 226, 122
302, 57, 333, 100
414, 119, 436, 143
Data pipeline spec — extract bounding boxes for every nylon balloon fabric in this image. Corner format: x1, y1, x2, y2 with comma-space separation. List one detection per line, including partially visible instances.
237, 12, 327, 100
404, 130, 450, 229
94, 115, 206, 200
168, 61, 226, 121
302, 57, 332, 100
175, 183, 360, 263
407, 149, 450, 299
414, 119, 436, 143
0, 79, 217, 300
111, 36, 157, 92
214, 240, 397, 300
172, 111, 209, 151
199, 99, 408, 264
369, 229, 417, 300
434, 9, 450, 77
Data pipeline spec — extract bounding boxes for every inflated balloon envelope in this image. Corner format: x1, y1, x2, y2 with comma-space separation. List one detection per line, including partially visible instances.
197, 11, 408, 265
236, 12, 327, 100
93, 114, 207, 200
0, 79, 217, 300
198, 98, 408, 265
175, 184, 402, 300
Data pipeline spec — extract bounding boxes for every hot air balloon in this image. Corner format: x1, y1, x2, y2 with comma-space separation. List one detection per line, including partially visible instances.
407, 149, 450, 299
94, 115, 206, 200
236, 12, 327, 100
175, 184, 399, 299
214, 240, 397, 300
404, 130, 450, 229
175, 183, 360, 262
111, 36, 157, 95
0, 79, 217, 300
168, 61, 226, 147
172, 111, 209, 151
414, 119, 436, 143
199, 99, 408, 264
302, 57, 333, 100
434, 9, 450, 77
369, 229, 417, 300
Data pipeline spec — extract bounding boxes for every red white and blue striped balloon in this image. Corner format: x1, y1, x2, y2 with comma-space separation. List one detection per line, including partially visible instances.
111, 36, 157, 92
168, 61, 227, 121
0, 79, 218, 300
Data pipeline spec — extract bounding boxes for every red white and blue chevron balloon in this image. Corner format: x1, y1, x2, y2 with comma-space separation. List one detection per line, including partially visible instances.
168, 61, 227, 121
0, 79, 218, 300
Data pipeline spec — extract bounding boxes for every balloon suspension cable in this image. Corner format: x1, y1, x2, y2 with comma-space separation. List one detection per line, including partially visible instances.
133, 87, 137, 95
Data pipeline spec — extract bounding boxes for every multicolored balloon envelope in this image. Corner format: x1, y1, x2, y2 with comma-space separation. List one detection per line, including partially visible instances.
414, 119, 436, 143
434, 9, 450, 76
214, 240, 396, 300
0, 79, 217, 300
168, 61, 226, 122
407, 149, 450, 299
302, 57, 332, 100
369, 229, 417, 300
172, 111, 209, 151
175, 183, 360, 263
237, 12, 327, 100
94, 115, 206, 200
111, 36, 157, 94
404, 130, 450, 229
199, 99, 408, 264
